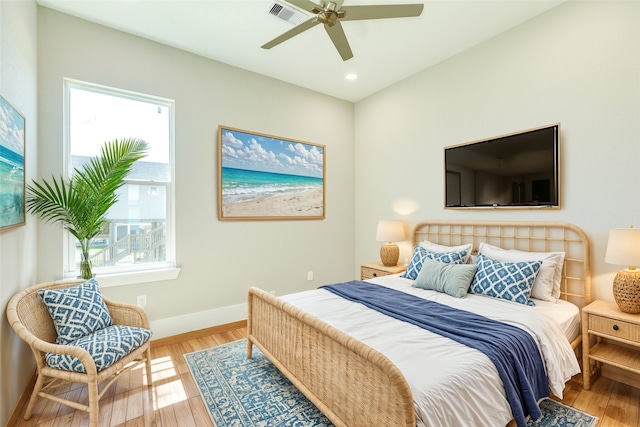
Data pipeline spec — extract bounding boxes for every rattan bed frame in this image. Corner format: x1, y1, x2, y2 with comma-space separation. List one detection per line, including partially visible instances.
247, 220, 591, 427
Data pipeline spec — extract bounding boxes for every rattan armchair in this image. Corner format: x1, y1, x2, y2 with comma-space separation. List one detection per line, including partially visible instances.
6, 279, 153, 427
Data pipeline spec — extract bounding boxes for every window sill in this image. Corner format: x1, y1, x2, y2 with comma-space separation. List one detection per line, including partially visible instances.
91, 267, 181, 288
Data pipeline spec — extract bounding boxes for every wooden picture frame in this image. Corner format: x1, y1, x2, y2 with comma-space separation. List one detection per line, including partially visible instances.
218, 126, 325, 221
0, 95, 26, 231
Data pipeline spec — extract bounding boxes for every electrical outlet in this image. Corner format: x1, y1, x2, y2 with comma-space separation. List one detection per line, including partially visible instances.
137, 295, 147, 307
307, 271, 314, 281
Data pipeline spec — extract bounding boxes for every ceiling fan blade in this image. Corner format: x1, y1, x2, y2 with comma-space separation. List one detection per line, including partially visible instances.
340, 4, 424, 21
325, 21, 353, 61
261, 17, 320, 49
284, 0, 324, 14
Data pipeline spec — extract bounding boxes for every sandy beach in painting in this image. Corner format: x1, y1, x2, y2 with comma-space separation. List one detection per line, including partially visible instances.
222, 187, 323, 218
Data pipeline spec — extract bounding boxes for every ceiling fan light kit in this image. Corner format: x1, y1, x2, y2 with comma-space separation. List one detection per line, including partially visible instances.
262, 0, 424, 61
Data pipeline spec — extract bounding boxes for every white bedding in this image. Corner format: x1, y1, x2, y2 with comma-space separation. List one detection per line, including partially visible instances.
529, 294, 581, 342
280, 274, 581, 427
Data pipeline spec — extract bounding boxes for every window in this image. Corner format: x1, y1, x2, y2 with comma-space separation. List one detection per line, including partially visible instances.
65, 79, 175, 280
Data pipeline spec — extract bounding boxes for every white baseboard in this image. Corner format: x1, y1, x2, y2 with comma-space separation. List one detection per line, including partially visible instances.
149, 302, 248, 339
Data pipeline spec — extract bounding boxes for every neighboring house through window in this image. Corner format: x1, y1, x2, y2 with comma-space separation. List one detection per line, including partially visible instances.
65, 79, 175, 279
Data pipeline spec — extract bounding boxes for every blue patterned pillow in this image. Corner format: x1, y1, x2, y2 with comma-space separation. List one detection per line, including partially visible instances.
38, 279, 113, 345
45, 325, 152, 373
470, 254, 542, 306
401, 246, 468, 280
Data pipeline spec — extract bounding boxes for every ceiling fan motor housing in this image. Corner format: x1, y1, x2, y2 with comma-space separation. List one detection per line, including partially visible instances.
313, 2, 345, 27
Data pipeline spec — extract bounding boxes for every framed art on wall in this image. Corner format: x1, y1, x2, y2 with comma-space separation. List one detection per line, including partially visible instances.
218, 126, 325, 221
0, 95, 26, 231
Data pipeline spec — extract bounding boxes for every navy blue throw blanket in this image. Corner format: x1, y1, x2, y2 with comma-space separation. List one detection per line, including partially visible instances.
320, 281, 548, 427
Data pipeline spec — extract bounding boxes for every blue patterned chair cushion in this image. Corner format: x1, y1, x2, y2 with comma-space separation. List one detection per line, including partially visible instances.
38, 279, 113, 345
401, 246, 468, 280
470, 253, 542, 306
45, 325, 152, 373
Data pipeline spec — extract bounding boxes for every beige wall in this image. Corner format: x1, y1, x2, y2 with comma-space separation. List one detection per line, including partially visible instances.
354, 0, 640, 303
0, 1, 39, 424
36, 7, 355, 324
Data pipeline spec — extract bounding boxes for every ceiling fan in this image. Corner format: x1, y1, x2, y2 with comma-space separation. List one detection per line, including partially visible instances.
262, 0, 424, 61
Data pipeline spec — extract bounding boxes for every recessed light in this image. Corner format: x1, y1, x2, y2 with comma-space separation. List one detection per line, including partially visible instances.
346, 73, 358, 80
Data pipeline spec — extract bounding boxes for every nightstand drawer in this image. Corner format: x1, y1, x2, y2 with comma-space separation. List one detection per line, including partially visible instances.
360, 262, 406, 281
589, 315, 640, 342
361, 267, 388, 279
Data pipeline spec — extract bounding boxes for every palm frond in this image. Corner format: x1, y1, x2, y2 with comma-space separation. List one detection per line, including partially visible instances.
74, 138, 148, 210
26, 176, 73, 224
26, 137, 148, 249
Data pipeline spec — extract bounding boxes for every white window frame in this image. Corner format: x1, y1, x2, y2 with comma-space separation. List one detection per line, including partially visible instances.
63, 78, 179, 286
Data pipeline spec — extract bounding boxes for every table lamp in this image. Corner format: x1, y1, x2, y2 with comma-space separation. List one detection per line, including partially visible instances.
376, 220, 406, 267
605, 227, 640, 313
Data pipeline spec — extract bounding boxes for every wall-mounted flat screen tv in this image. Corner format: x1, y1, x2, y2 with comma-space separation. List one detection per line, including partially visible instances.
444, 123, 559, 209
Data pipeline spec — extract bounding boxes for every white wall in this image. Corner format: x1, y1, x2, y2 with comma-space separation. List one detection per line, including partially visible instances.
354, 0, 640, 303
36, 7, 356, 336
0, 1, 39, 424
3, 0, 638, 424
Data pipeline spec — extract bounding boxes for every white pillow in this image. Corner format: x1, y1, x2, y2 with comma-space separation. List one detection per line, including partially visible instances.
478, 242, 565, 302
420, 240, 473, 263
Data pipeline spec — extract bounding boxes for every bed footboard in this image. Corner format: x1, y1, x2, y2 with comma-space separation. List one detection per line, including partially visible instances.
247, 287, 416, 427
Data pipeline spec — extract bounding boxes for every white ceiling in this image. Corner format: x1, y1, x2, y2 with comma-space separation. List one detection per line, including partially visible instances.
36, 0, 566, 103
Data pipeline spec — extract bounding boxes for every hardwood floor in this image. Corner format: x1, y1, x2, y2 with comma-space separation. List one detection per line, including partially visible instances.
9, 324, 640, 427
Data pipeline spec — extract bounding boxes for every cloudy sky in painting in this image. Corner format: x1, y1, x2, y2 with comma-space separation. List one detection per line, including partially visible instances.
0, 97, 25, 155
221, 128, 324, 178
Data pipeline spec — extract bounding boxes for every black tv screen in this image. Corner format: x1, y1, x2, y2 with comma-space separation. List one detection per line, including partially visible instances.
444, 124, 559, 208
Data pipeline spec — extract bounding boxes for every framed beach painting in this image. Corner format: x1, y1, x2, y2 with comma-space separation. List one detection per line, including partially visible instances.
0, 95, 26, 231
218, 126, 325, 221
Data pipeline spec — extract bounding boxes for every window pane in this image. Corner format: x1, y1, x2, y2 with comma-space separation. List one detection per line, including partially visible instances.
69, 88, 170, 170
67, 81, 173, 276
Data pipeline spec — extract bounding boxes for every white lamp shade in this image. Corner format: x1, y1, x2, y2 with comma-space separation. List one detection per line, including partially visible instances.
376, 220, 406, 243
605, 228, 640, 267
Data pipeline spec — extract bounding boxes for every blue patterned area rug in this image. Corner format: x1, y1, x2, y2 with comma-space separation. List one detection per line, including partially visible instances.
529, 399, 598, 427
184, 339, 598, 427
184, 339, 332, 426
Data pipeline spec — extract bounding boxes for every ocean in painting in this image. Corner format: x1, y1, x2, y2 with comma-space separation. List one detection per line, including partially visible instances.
0, 144, 25, 227
222, 167, 322, 205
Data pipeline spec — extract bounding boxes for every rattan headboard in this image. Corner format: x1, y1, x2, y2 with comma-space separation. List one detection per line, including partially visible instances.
412, 221, 592, 308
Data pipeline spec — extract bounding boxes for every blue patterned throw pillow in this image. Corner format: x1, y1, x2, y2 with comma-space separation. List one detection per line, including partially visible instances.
470, 254, 542, 306
38, 279, 113, 345
45, 325, 152, 373
401, 246, 468, 280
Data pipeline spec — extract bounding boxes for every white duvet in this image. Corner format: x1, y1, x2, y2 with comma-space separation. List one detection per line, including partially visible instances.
280, 275, 581, 427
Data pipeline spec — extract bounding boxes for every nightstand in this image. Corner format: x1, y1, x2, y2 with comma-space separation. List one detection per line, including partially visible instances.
360, 261, 406, 280
582, 300, 640, 390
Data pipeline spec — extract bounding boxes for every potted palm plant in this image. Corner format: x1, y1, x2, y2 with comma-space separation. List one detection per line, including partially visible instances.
26, 138, 148, 279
